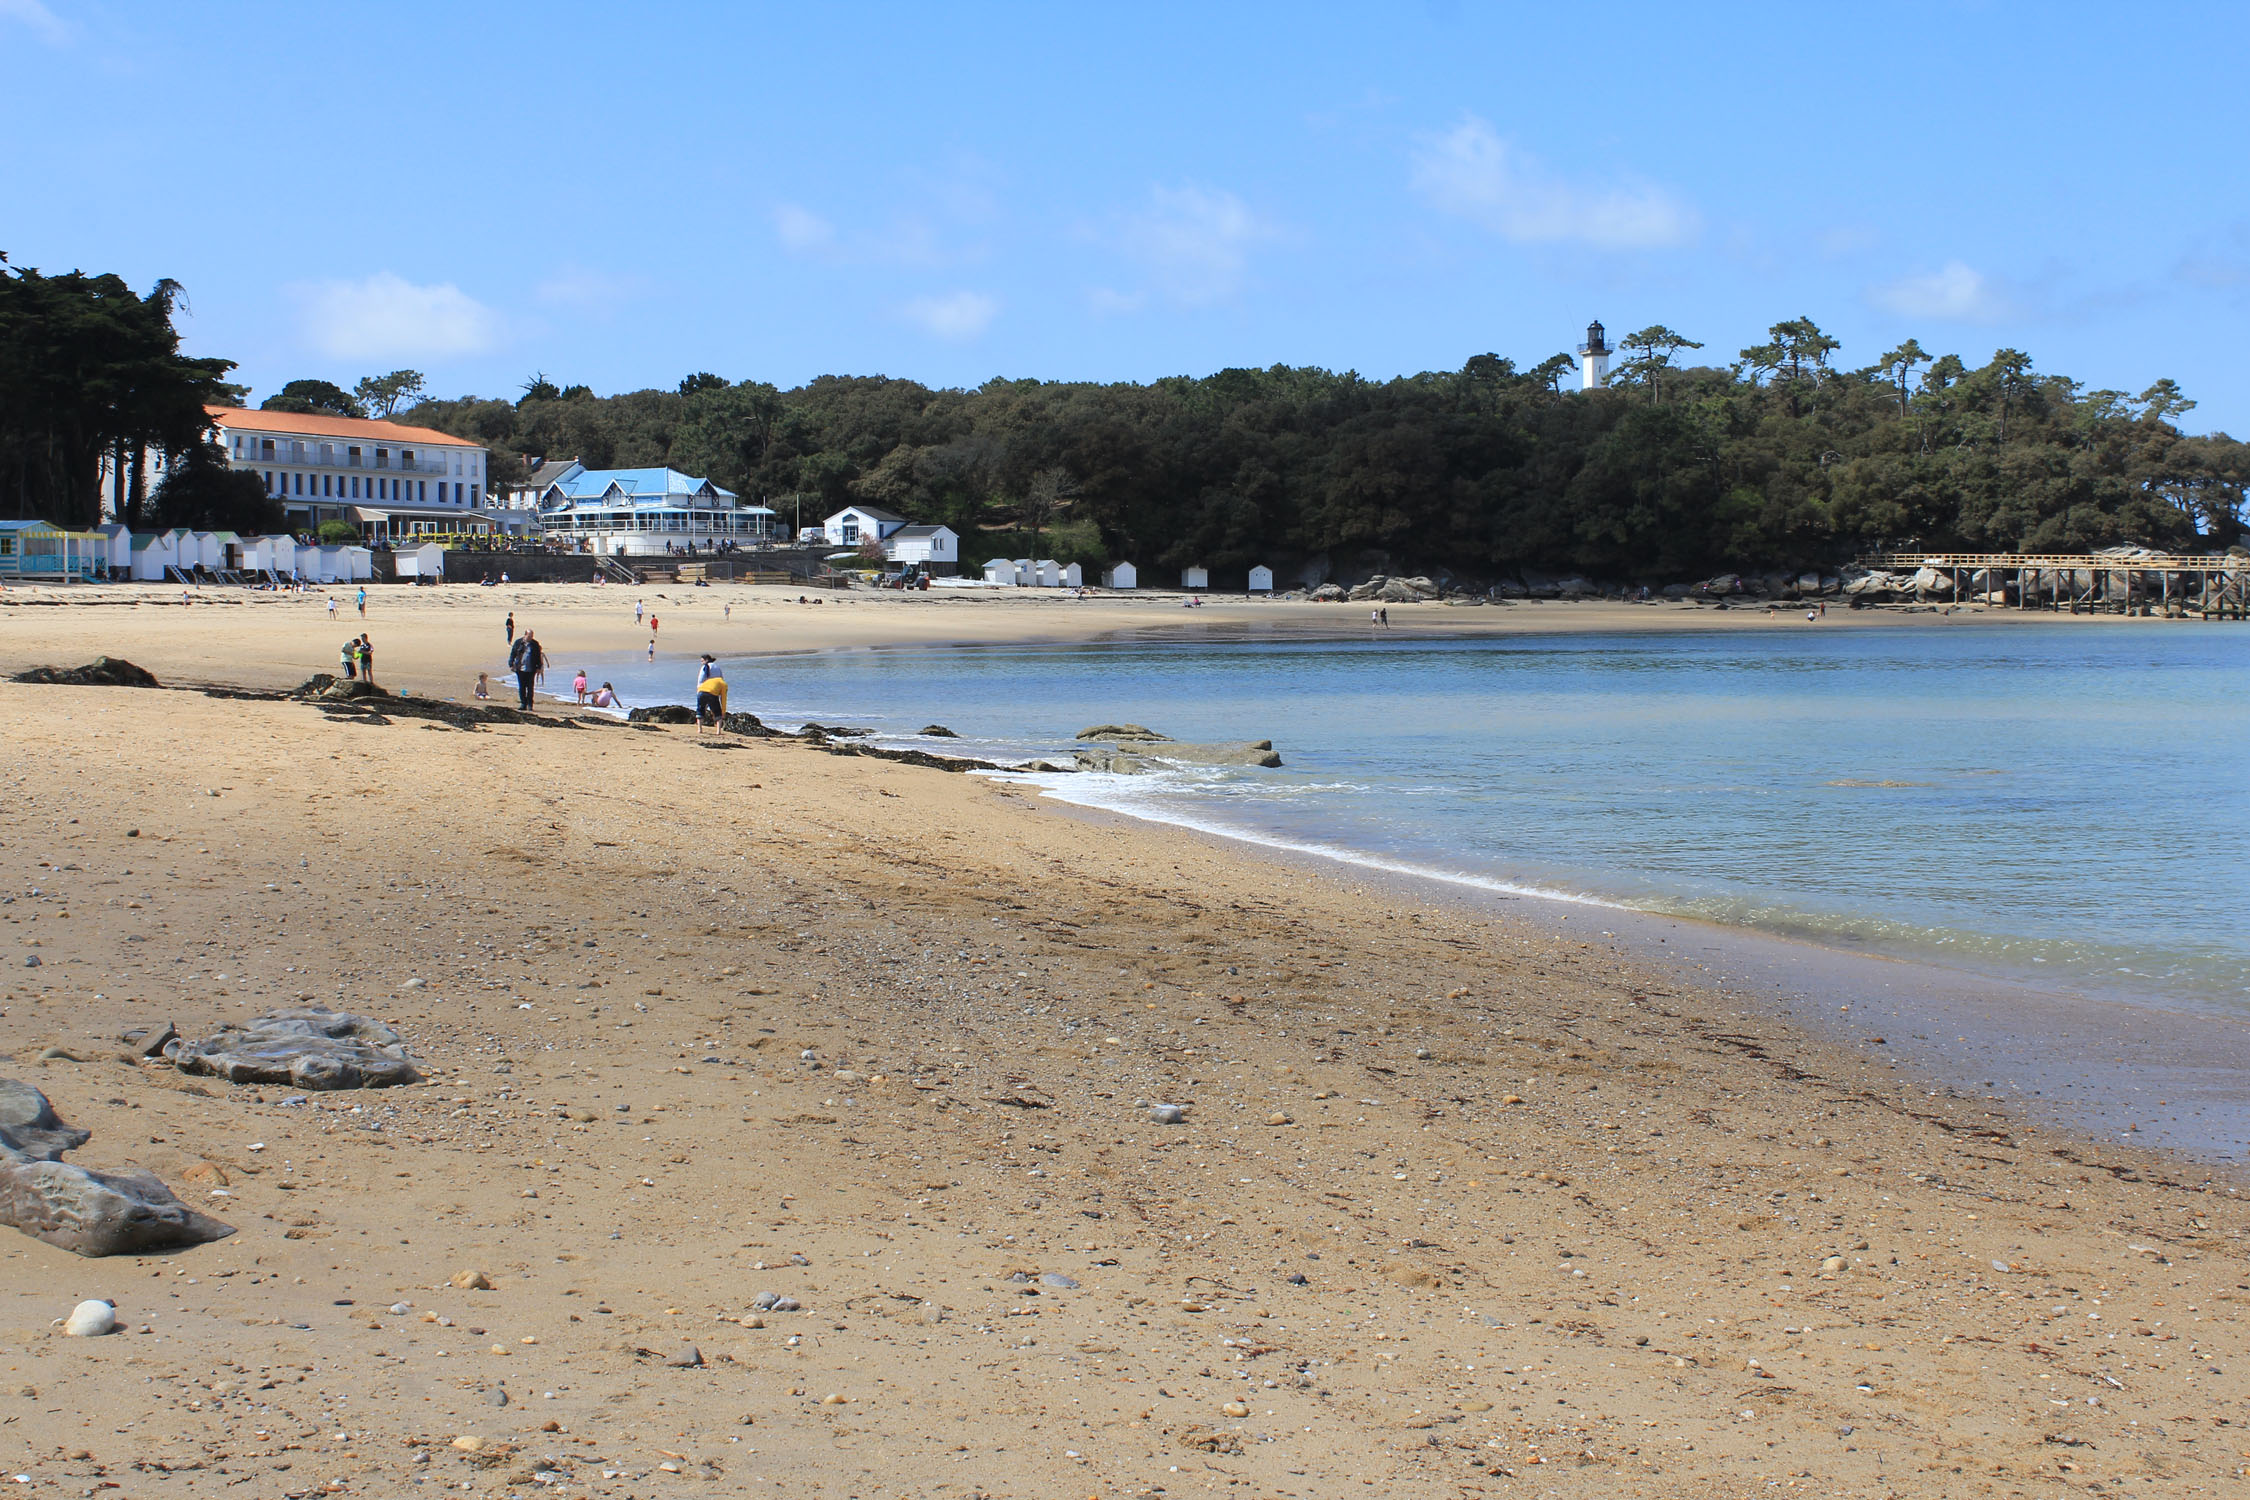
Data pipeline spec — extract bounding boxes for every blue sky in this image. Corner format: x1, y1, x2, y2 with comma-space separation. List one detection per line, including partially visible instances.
5, 1, 2246, 430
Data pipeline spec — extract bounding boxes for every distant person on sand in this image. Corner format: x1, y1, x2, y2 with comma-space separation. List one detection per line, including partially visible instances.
695, 663, 729, 733
573, 669, 589, 704
635, 600, 644, 625
355, 587, 366, 618
647, 637, 656, 662
509, 629, 545, 712
650, 615, 659, 638
505, 611, 515, 644
340, 639, 357, 680
474, 672, 490, 701
357, 634, 374, 684
327, 595, 337, 618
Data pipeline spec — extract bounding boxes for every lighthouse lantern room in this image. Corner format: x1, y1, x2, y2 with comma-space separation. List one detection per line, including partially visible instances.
1577, 320, 1610, 391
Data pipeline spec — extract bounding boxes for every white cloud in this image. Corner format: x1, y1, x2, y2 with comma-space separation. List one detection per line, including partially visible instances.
292, 272, 501, 360
901, 290, 999, 341
773, 202, 838, 256
0, 0, 67, 44
1869, 260, 2011, 321
1110, 183, 1276, 306
1409, 116, 1697, 250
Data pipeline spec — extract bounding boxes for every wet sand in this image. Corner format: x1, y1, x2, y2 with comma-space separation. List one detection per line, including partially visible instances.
0, 582, 2243, 1498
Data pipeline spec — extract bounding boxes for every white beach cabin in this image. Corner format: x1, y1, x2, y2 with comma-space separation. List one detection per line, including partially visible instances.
96, 524, 131, 576
339, 545, 374, 581
982, 558, 1019, 586
882, 525, 958, 572
1181, 566, 1209, 590
393, 541, 445, 581
1102, 561, 1137, 589
1060, 562, 1084, 588
126, 532, 175, 581
1247, 565, 1274, 593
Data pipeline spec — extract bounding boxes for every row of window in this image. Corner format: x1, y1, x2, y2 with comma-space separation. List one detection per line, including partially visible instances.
232, 434, 481, 478
263, 471, 477, 505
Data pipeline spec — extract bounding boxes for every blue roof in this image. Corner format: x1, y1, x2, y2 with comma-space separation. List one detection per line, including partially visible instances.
543, 467, 738, 506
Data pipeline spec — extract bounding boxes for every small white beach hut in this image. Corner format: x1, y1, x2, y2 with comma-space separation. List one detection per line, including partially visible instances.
1102, 561, 1137, 589
393, 541, 444, 580
96, 524, 131, 576
1181, 566, 1209, 590
982, 557, 1019, 586
1029, 559, 1061, 587
1247, 565, 1274, 593
126, 531, 173, 581
237, 536, 279, 575
1060, 562, 1083, 588
182, 531, 217, 571
339, 545, 374, 582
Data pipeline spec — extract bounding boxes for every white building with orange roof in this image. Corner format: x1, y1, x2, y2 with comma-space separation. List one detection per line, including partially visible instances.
99, 406, 496, 540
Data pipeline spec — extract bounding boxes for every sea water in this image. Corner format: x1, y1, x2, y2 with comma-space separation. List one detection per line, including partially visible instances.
654, 622, 2248, 1019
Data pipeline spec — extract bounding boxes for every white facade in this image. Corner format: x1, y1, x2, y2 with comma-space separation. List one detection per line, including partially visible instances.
1060, 562, 1083, 588
126, 533, 173, 581
982, 558, 1018, 585
1103, 561, 1137, 589
203, 406, 491, 537
823, 505, 909, 547
1247, 565, 1274, 592
883, 525, 958, 567
1181, 566, 1209, 590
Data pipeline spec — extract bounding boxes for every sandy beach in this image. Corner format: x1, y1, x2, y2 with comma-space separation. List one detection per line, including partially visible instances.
0, 582, 2242, 1498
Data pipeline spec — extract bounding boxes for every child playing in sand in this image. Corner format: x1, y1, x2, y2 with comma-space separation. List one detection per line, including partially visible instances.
573, 670, 589, 704
474, 673, 490, 700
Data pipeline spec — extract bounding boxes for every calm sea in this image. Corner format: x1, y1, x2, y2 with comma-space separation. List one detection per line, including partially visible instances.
615, 623, 2250, 1019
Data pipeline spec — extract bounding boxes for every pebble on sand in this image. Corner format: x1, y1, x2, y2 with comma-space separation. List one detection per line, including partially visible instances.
1267, 1111, 1292, 1126
1148, 1103, 1187, 1125
1820, 1256, 1847, 1275
62, 1300, 115, 1337
451, 1269, 492, 1290
1221, 1401, 1250, 1418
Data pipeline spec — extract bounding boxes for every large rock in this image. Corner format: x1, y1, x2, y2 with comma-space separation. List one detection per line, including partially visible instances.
627, 704, 697, 725
1309, 584, 1348, 602
170, 1008, 421, 1090
0, 1080, 91, 1160
11, 657, 161, 688
0, 1081, 232, 1257
1075, 740, 1282, 772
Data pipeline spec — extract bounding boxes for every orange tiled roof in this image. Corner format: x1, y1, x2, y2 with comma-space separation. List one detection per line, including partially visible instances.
205, 405, 481, 448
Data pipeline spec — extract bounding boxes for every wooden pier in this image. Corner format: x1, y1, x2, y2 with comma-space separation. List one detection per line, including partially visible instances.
1862, 552, 2249, 619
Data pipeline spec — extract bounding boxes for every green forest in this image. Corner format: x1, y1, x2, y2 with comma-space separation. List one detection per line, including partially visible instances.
409, 324, 2248, 580
7, 250, 2245, 578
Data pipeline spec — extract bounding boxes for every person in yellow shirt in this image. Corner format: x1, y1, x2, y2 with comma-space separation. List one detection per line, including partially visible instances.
695, 667, 729, 733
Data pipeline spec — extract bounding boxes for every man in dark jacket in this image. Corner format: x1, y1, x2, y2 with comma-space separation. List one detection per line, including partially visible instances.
508, 629, 545, 711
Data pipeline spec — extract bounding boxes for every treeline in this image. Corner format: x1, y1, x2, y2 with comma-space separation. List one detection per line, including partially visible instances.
410, 325, 2247, 579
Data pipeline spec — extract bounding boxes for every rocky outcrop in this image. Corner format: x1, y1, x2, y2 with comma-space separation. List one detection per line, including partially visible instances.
628, 704, 698, 724
1074, 724, 1170, 742
0, 1080, 233, 1257
170, 1008, 421, 1090
1075, 739, 1283, 773
11, 657, 161, 688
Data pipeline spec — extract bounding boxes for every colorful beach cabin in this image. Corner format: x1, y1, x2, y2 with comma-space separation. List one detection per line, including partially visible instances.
0, 520, 106, 582
1247, 565, 1274, 593
1181, 566, 1209, 590
1102, 561, 1137, 589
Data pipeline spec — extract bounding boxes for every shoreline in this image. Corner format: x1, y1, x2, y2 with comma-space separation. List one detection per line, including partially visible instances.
3, 660, 2247, 1494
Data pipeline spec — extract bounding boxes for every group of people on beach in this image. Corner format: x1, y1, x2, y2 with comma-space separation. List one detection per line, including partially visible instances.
338, 633, 375, 683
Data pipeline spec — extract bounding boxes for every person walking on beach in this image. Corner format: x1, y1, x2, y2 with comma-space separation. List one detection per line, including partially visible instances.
635, 600, 644, 625
646, 637, 656, 663
508, 629, 545, 712
505, 611, 515, 645
326, 595, 337, 619
1380, 606, 1389, 628
355, 587, 366, 618
573, 669, 589, 704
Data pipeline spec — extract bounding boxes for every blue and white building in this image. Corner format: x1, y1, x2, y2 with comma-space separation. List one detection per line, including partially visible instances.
535, 463, 777, 556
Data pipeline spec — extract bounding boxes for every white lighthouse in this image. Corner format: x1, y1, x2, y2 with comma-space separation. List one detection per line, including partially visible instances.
1577, 320, 1610, 391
